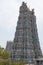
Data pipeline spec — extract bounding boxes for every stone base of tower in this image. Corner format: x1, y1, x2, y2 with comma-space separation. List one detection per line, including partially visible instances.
11, 57, 43, 65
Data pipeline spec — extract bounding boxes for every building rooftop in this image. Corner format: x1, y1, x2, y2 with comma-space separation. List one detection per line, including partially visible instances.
34, 58, 43, 61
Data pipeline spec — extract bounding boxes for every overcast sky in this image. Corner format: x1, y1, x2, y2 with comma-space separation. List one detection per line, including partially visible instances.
0, 0, 43, 52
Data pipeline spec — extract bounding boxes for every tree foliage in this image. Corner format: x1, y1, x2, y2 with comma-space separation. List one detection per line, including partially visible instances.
0, 47, 10, 59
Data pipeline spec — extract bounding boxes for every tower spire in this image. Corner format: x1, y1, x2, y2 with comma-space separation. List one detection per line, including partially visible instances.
20, 2, 30, 14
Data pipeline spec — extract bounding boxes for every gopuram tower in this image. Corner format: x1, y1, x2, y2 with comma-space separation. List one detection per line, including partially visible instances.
11, 2, 42, 64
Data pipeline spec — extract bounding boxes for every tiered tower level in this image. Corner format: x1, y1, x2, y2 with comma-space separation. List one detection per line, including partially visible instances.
12, 2, 42, 64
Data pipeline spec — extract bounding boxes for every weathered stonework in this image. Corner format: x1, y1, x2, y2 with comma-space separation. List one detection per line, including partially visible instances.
6, 41, 13, 53
11, 2, 42, 65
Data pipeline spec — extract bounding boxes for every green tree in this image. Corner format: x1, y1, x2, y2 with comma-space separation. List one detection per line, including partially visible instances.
0, 47, 10, 59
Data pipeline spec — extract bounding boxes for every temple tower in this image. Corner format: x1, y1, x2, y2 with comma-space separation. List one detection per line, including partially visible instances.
11, 2, 42, 64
